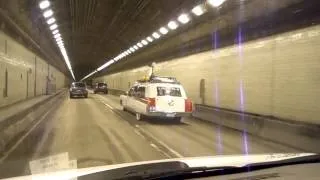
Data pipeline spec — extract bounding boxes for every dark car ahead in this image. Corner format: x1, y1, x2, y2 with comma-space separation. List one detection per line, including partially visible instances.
94, 82, 108, 94
69, 82, 88, 98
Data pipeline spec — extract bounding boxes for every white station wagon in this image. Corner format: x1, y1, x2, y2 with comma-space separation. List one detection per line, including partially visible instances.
120, 76, 193, 122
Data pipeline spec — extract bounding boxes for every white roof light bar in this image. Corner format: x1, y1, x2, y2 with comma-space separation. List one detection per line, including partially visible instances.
146, 36, 153, 42
208, 0, 226, 7
192, 5, 206, 16
177, 13, 190, 24
49, 24, 58, 30
47, 17, 56, 24
159, 27, 168, 35
152, 32, 161, 39
39, 1, 50, 10
168, 21, 178, 30
43, 9, 53, 18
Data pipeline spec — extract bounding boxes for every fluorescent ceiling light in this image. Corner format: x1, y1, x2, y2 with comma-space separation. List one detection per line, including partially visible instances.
52, 29, 59, 35
178, 13, 190, 24
208, 0, 226, 7
97, 60, 115, 71
43, 9, 53, 18
47, 17, 56, 24
168, 21, 178, 30
126, 50, 131, 54
152, 32, 161, 39
192, 5, 205, 16
141, 40, 148, 45
159, 27, 168, 35
39, 1, 50, 9
49, 23, 58, 30
137, 42, 143, 48
55, 37, 62, 42
133, 45, 139, 50
129, 47, 135, 52
146, 36, 153, 42
54, 33, 61, 39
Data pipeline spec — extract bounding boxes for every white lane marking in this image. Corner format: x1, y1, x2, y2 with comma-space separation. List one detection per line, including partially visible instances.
136, 126, 184, 158
134, 129, 145, 140
0, 109, 52, 163
150, 143, 171, 158
94, 94, 183, 158
96, 97, 114, 110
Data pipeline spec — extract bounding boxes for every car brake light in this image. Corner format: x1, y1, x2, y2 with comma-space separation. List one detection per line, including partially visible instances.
185, 99, 193, 112
147, 98, 156, 112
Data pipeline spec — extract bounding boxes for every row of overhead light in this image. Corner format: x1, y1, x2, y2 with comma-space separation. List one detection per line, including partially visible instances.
39, 0, 75, 80
80, 0, 227, 81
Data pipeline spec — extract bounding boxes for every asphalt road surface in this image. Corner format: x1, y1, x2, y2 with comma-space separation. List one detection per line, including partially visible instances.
0, 92, 300, 179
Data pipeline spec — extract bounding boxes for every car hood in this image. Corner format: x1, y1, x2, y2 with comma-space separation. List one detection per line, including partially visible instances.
4, 153, 316, 180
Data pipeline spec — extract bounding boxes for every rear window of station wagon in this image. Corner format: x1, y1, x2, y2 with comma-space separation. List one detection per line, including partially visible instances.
157, 87, 182, 97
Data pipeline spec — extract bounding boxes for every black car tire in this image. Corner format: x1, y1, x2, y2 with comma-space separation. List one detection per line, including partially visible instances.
104, 90, 108, 94
94, 91, 96, 94
70, 94, 73, 98
84, 94, 88, 98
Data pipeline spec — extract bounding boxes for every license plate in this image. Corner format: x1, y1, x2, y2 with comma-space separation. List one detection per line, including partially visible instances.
166, 113, 176, 117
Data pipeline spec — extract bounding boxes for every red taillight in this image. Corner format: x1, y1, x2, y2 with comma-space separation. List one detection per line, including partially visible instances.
185, 99, 193, 112
147, 98, 156, 107
147, 98, 156, 112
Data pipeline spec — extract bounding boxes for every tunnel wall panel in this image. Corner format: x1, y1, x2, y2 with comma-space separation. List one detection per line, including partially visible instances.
95, 25, 320, 124
0, 31, 67, 108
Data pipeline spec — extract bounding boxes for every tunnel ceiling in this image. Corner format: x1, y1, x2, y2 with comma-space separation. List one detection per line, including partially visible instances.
0, 0, 312, 80
2, 0, 206, 79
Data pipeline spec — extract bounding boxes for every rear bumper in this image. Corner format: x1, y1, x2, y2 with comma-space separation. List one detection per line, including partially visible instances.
70, 91, 88, 96
94, 89, 108, 92
145, 111, 192, 118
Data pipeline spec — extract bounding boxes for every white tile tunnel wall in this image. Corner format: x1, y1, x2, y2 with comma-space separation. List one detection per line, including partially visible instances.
94, 25, 320, 124
0, 30, 68, 108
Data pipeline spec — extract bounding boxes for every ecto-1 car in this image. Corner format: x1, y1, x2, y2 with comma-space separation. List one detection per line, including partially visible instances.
120, 76, 193, 122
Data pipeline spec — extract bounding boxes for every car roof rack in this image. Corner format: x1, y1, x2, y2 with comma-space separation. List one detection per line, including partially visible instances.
136, 75, 181, 84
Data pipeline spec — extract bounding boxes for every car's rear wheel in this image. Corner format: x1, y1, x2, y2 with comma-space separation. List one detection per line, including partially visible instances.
70, 94, 73, 98
84, 94, 88, 98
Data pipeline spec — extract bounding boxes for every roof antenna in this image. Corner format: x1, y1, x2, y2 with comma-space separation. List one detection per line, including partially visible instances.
148, 62, 156, 79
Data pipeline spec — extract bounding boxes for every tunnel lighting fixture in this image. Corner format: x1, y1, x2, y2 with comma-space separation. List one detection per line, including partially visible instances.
49, 23, 58, 30
159, 27, 168, 35
146, 36, 153, 42
192, 5, 206, 16
52, 29, 59, 35
152, 32, 161, 39
125, 50, 130, 55
57, 41, 64, 46
55, 37, 62, 42
177, 13, 190, 24
208, 0, 226, 7
54, 33, 61, 39
168, 21, 178, 30
97, 60, 115, 71
133, 45, 139, 50
43, 9, 53, 18
129, 47, 135, 52
39, 0, 50, 9
137, 42, 143, 48
47, 17, 56, 24
141, 40, 148, 45
127, 50, 132, 54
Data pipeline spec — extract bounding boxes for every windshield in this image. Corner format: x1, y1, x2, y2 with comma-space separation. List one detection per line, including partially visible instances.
0, 0, 319, 179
